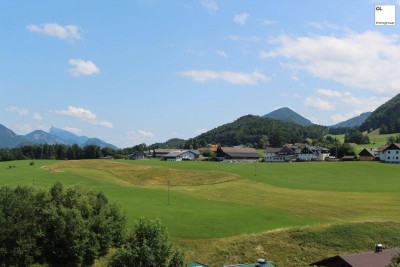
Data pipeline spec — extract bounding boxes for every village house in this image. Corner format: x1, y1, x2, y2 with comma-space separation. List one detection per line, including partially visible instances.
379, 143, 400, 163
310, 245, 400, 267
216, 147, 261, 162
162, 150, 196, 161
127, 151, 145, 160
152, 149, 176, 158
297, 146, 330, 161
358, 148, 380, 161
265, 146, 298, 162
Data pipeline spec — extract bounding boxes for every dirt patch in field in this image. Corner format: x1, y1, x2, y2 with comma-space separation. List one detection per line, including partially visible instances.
49, 160, 240, 186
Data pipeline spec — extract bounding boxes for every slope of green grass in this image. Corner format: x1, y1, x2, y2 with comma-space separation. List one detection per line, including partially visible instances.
2, 159, 400, 266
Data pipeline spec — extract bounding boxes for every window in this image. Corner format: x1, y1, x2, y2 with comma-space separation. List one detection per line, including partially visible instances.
388, 157, 390, 159
388, 151, 391, 154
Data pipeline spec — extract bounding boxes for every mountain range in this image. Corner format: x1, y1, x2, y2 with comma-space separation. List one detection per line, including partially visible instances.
330, 112, 372, 128
0, 126, 117, 149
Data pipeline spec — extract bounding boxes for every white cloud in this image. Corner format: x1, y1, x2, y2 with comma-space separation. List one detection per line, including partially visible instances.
55, 106, 113, 128
303, 97, 335, 111
64, 127, 82, 135
260, 50, 277, 59
234, 13, 249, 25
15, 124, 32, 134
306, 21, 340, 30
216, 50, 228, 58
180, 70, 270, 85
68, 59, 100, 77
127, 130, 155, 140
201, 0, 218, 13
32, 112, 42, 121
228, 35, 259, 42
26, 23, 81, 42
259, 19, 276, 26
6, 106, 29, 116
265, 31, 400, 94
316, 89, 344, 98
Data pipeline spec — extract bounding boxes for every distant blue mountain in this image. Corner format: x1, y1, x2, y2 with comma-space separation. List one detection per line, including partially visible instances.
263, 107, 313, 126
0, 124, 118, 149
49, 127, 89, 145
24, 130, 69, 145
50, 127, 117, 149
331, 112, 372, 128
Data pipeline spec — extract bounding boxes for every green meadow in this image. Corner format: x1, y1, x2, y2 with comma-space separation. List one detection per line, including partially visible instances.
1, 159, 400, 266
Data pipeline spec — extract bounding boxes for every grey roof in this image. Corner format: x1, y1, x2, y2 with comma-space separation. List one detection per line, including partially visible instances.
220, 147, 261, 158
265, 147, 282, 153
359, 148, 379, 156
311, 247, 400, 267
164, 150, 195, 158
382, 143, 400, 152
154, 149, 176, 154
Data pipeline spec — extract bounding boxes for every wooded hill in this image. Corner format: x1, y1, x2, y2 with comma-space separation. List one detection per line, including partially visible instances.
262, 107, 313, 126
196, 115, 328, 147
360, 92, 400, 134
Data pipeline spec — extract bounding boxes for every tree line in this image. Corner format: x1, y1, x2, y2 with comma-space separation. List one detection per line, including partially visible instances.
0, 182, 183, 266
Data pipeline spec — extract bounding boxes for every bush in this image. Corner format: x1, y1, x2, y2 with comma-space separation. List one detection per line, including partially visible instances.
0, 182, 126, 266
108, 218, 184, 267
29, 161, 34, 166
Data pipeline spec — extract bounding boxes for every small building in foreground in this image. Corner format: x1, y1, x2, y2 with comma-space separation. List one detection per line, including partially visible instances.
222, 258, 276, 267
310, 246, 400, 267
186, 261, 210, 267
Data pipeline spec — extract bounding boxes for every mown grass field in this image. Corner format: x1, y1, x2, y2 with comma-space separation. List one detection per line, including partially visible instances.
1, 159, 400, 266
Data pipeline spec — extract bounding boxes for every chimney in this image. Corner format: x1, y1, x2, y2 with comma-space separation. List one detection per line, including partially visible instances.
375, 244, 383, 253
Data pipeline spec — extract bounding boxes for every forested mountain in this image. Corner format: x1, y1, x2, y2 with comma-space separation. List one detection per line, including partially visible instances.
148, 138, 186, 149
263, 107, 313, 126
0, 124, 27, 148
359, 93, 400, 133
331, 112, 372, 128
197, 115, 328, 147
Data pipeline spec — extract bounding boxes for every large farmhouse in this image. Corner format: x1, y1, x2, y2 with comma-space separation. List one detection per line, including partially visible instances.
298, 146, 330, 161
380, 143, 400, 163
163, 150, 196, 161
265, 146, 298, 162
216, 147, 261, 162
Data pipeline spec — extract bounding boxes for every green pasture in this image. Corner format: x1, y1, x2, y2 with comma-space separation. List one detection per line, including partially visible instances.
1, 159, 400, 241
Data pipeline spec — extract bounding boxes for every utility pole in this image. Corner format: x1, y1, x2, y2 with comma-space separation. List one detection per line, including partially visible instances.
167, 179, 170, 205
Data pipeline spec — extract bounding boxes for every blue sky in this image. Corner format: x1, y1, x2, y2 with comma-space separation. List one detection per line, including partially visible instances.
1, 0, 400, 148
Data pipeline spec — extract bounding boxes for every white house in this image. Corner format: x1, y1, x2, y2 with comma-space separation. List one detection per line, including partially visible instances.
163, 150, 196, 161
380, 143, 400, 163
298, 146, 330, 161
265, 147, 298, 162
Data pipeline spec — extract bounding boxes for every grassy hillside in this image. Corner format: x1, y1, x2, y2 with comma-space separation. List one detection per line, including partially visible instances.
1, 159, 400, 266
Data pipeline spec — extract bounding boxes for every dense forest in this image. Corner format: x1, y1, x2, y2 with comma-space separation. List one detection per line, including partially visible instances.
194, 115, 328, 148
360, 93, 400, 133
